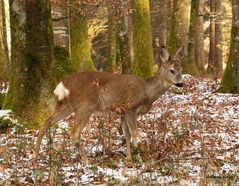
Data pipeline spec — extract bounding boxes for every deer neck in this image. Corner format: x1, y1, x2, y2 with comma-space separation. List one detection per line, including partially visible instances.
145, 71, 171, 102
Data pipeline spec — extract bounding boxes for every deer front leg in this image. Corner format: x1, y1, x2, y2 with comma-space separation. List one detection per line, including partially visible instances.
124, 110, 139, 147
71, 108, 93, 164
124, 110, 142, 162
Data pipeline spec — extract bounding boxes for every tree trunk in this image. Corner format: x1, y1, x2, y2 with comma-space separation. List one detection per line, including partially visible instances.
208, 0, 216, 74
4, 0, 27, 113
69, 3, 95, 71
195, 0, 205, 74
118, 0, 132, 74
215, 0, 223, 73
207, 0, 223, 74
4, 0, 55, 124
132, 0, 153, 77
127, 9, 134, 72
1, 0, 10, 77
106, 7, 117, 72
183, 0, 199, 75
220, 0, 239, 94
168, 0, 191, 54
0, 0, 6, 80
150, 0, 169, 64
157, 0, 169, 47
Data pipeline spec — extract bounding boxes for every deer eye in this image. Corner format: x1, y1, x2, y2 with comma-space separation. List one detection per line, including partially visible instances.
170, 70, 175, 74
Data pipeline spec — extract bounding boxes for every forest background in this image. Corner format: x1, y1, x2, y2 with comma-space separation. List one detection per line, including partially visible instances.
0, 0, 238, 122
0, 0, 239, 185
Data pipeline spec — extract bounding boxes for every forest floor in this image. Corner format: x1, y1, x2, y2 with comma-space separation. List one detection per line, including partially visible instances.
0, 75, 239, 185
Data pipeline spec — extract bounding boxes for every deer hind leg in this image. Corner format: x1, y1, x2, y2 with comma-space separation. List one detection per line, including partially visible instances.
71, 106, 94, 164
121, 116, 132, 160
33, 104, 73, 158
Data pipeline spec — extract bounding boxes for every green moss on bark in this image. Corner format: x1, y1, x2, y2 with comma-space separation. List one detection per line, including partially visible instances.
220, 28, 239, 93
132, 0, 153, 77
4, 0, 55, 125
54, 46, 75, 80
70, 15, 95, 71
105, 9, 117, 72
168, 0, 180, 54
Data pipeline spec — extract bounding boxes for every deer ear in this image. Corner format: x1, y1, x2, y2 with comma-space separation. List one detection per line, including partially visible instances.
160, 46, 170, 63
175, 46, 186, 60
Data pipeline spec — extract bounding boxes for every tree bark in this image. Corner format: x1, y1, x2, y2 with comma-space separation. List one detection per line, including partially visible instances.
132, 0, 153, 77
215, 0, 223, 73
183, 0, 199, 75
4, 0, 55, 123
4, 0, 27, 113
118, 0, 132, 74
0, 0, 6, 80
150, 0, 169, 64
207, 0, 223, 74
220, 0, 239, 94
195, 0, 205, 74
157, 0, 169, 46
208, 0, 216, 74
69, 2, 95, 71
168, 0, 191, 54
106, 7, 117, 72
1, 0, 10, 74
127, 8, 134, 72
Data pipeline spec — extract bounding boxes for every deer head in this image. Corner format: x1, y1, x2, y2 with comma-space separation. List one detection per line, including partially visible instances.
159, 46, 184, 88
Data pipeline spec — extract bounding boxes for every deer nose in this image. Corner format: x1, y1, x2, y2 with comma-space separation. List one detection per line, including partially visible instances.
175, 83, 183, 87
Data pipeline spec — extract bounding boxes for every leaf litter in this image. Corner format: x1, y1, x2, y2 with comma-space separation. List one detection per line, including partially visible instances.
0, 75, 239, 185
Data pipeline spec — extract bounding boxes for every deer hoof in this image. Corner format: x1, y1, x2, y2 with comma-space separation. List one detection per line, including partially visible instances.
130, 137, 141, 148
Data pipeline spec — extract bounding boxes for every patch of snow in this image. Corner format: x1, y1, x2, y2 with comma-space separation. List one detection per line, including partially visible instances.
0, 110, 11, 117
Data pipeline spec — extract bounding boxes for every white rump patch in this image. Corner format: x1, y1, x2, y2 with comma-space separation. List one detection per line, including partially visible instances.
54, 82, 70, 101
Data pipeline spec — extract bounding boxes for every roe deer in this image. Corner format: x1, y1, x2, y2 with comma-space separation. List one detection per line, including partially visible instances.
33, 46, 184, 163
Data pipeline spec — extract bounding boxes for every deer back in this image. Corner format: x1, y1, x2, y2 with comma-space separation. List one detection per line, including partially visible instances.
58, 72, 150, 112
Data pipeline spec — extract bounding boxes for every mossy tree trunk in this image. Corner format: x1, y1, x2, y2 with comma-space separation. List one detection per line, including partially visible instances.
132, 0, 153, 77
69, 3, 95, 71
183, 0, 199, 75
0, 0, 6, 81
220, 0, 239, 94
4, 0, 55, 124
1, 0, 10, 78
127, 11, 134, 73
4, 0, 27, 114
118, 3, 132, 75
168, 0, 191, 54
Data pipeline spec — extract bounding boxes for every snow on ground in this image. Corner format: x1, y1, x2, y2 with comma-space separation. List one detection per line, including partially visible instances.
0, 75, 239, 185
0, 110, 11, 118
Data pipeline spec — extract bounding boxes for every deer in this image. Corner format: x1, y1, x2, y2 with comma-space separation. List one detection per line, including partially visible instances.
33, 46, 184, 163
